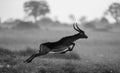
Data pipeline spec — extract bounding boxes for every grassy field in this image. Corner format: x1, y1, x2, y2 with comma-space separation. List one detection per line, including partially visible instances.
0, 27, 120, 60
0, 26, 120, 73
0, 49, 120, 73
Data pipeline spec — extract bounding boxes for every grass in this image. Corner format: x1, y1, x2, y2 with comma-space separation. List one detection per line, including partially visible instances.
0, 27, 120, 73
0, 47, 120, 73
0, 57, 120, 73
0, 47, 14, 56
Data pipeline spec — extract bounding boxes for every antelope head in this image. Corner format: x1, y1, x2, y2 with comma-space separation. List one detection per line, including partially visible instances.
73, 23, 88, 39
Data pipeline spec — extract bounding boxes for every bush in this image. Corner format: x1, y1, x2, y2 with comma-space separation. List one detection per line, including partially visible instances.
12, 21, 39, 30
16, 47, 36, 56
0, 48, 14, 56
0, 47, 35, 56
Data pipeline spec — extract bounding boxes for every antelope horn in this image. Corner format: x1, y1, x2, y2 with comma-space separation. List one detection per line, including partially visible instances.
75, 23, 84, 33
73, 23, 79, 32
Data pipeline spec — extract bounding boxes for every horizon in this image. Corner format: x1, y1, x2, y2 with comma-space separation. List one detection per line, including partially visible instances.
0, 0, 119, 23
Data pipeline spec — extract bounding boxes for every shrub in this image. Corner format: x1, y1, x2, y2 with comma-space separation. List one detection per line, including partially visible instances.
0, 48, 14, 56
16, 47, 35, 56
12, 21, 39, 30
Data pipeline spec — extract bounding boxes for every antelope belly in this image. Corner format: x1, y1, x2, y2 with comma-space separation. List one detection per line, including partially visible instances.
51, 47, 67, 52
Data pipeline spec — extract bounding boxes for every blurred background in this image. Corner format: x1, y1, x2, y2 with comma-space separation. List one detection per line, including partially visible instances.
0, 0, 120, 61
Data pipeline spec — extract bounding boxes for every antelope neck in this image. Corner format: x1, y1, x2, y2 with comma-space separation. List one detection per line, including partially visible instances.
69, 33, 82, 42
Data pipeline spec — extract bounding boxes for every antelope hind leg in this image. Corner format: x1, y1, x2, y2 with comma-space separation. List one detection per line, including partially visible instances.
24, 53, 39, 63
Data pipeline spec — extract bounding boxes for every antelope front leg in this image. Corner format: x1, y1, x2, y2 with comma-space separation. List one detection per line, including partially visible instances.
59, 48, 70, 54
59, 45, 74, 54
60, 43, 75, 54
68, 43, 75, 51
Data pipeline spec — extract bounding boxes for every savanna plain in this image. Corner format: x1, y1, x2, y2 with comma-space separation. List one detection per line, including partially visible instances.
0, 25, 120, 73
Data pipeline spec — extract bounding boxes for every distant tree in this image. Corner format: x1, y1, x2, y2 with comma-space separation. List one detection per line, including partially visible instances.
24, 0, 50, 23
100, 17, 109, 23
107, 2, 120, 23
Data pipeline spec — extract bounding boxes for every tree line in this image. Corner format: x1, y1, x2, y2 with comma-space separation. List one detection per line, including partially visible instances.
23, 0, 120, 24
0, 0, 120, 25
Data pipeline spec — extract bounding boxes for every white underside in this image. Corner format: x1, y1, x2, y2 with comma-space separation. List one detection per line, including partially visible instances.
49, 48, 68, 54
40, 45, 69, 54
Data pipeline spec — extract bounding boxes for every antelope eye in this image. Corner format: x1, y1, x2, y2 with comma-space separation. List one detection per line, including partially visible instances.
80, 32, 84, 34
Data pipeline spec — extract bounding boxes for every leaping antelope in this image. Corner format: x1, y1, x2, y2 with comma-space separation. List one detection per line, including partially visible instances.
25, 23, 88, 63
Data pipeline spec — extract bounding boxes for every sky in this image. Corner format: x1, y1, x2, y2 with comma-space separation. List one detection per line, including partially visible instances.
0, 0, 119, 23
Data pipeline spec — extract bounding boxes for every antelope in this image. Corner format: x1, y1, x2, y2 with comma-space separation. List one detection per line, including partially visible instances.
25, 23, 88, 63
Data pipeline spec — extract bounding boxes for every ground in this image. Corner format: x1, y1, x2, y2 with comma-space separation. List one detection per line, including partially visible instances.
0, 25, 120, 73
